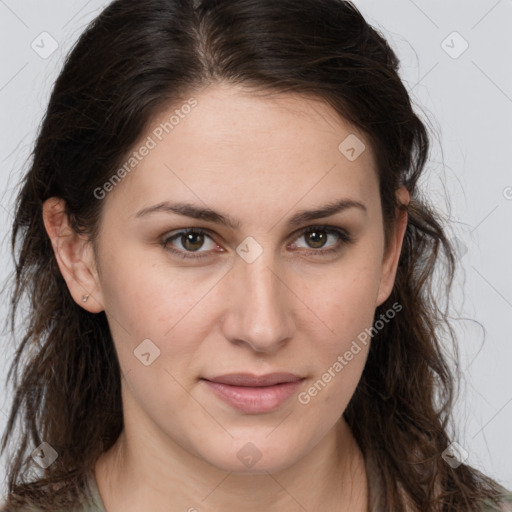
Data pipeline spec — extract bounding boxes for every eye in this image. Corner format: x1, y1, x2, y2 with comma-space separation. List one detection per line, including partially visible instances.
160, 225, 353, 260
161, 228, 219, 259
290, 225, 354, 256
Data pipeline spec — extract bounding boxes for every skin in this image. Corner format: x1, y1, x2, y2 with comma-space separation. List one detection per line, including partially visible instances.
43, 82, 409, 511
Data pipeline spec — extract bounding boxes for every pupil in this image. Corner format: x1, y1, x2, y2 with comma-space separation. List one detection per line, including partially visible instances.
180, 230, 327, 252
308, 230, 326, 248
183, 233, 203, 251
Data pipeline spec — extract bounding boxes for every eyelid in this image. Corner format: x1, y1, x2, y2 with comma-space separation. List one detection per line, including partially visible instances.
161, 227, 219, 260
160, 224, 354, 259
289, 224, 353, 245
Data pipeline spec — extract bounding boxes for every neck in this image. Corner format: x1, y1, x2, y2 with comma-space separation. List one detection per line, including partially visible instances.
95, 412, 368, 512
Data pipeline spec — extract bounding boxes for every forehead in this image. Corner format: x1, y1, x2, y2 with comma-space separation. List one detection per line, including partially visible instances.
102, 83, 379, 223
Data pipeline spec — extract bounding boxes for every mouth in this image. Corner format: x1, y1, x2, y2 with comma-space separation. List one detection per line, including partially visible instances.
200, 373, 305, 413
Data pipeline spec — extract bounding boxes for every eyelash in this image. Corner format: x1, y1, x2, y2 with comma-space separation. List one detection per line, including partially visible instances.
160, 225, 354, 260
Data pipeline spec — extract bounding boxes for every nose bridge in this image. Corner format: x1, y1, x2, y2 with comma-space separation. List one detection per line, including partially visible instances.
224, 244, 293, 352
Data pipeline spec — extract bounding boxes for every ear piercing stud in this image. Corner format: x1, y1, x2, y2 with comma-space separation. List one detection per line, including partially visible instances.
82, 295, 89, 303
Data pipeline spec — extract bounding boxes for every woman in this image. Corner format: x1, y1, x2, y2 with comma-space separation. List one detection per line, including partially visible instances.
1, 0, 510, 510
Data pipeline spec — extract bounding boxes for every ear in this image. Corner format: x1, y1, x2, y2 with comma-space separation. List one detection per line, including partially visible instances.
42, 197, 104, 313
376, 186, 410, 307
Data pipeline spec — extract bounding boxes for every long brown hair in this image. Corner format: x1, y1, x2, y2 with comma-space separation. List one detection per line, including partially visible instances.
1, 0, 508, 510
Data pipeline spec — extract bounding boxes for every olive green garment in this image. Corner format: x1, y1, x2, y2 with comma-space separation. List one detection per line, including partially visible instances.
73, 472, 106, 512
1, 472, 106, 512
4, 467, 512, 511
86, 470, 512, 511
481, 492, 512, 512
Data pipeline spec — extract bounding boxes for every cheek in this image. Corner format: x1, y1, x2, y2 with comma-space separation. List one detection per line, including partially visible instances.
300, 280, 376, 415
299, 246, 382, 393
97, 253, 218, 386
306, 251, 383, 339
97, 239, 202, 337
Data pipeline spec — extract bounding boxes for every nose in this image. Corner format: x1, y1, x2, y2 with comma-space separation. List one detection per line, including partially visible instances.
220, 251, 295, 354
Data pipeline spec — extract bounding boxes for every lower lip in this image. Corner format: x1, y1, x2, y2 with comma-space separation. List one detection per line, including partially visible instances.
201, 379, 304, 413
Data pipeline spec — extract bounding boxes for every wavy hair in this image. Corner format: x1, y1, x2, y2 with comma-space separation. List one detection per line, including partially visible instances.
1, 0, 508, 510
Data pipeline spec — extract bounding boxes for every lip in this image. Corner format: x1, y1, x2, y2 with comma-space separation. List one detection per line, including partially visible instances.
201, 373, 305, 413
205, 372, 303, 387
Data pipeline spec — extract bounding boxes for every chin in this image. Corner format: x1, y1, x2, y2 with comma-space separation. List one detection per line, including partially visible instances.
197, 437, 305, 474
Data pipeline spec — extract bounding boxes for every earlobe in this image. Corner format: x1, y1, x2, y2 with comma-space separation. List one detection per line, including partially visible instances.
42, 197, 104, 313
376, 186, 410, 307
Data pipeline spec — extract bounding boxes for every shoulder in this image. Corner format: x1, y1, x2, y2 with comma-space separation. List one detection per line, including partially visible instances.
0, 499, 101, 512
0, 501, 99, 512
481, 491, 512, 512
0, 472, 105, 512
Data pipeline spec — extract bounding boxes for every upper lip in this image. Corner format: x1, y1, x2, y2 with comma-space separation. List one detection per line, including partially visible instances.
203, 372, 304, 387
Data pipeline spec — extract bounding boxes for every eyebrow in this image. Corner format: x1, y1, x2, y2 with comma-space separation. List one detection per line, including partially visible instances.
135, 198, 367, 229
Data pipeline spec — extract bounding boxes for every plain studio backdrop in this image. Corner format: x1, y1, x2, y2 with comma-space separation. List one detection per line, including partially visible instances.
0, 0, 511, 502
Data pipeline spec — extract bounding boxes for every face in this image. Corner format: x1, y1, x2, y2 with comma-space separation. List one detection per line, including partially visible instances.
53, 82, 407, 474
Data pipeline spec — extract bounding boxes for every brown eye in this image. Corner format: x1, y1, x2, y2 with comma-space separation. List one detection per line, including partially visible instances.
292, 226, 353, 254
304, 229, 329, 249
180, 231, 205, 252
161, 225, 353, 261
161, 228, 218, 259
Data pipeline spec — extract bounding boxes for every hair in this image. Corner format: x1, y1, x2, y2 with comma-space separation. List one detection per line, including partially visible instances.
0, 0, 509, 510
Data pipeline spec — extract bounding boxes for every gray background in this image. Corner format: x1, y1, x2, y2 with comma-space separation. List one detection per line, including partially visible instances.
0, 0, 511, 500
